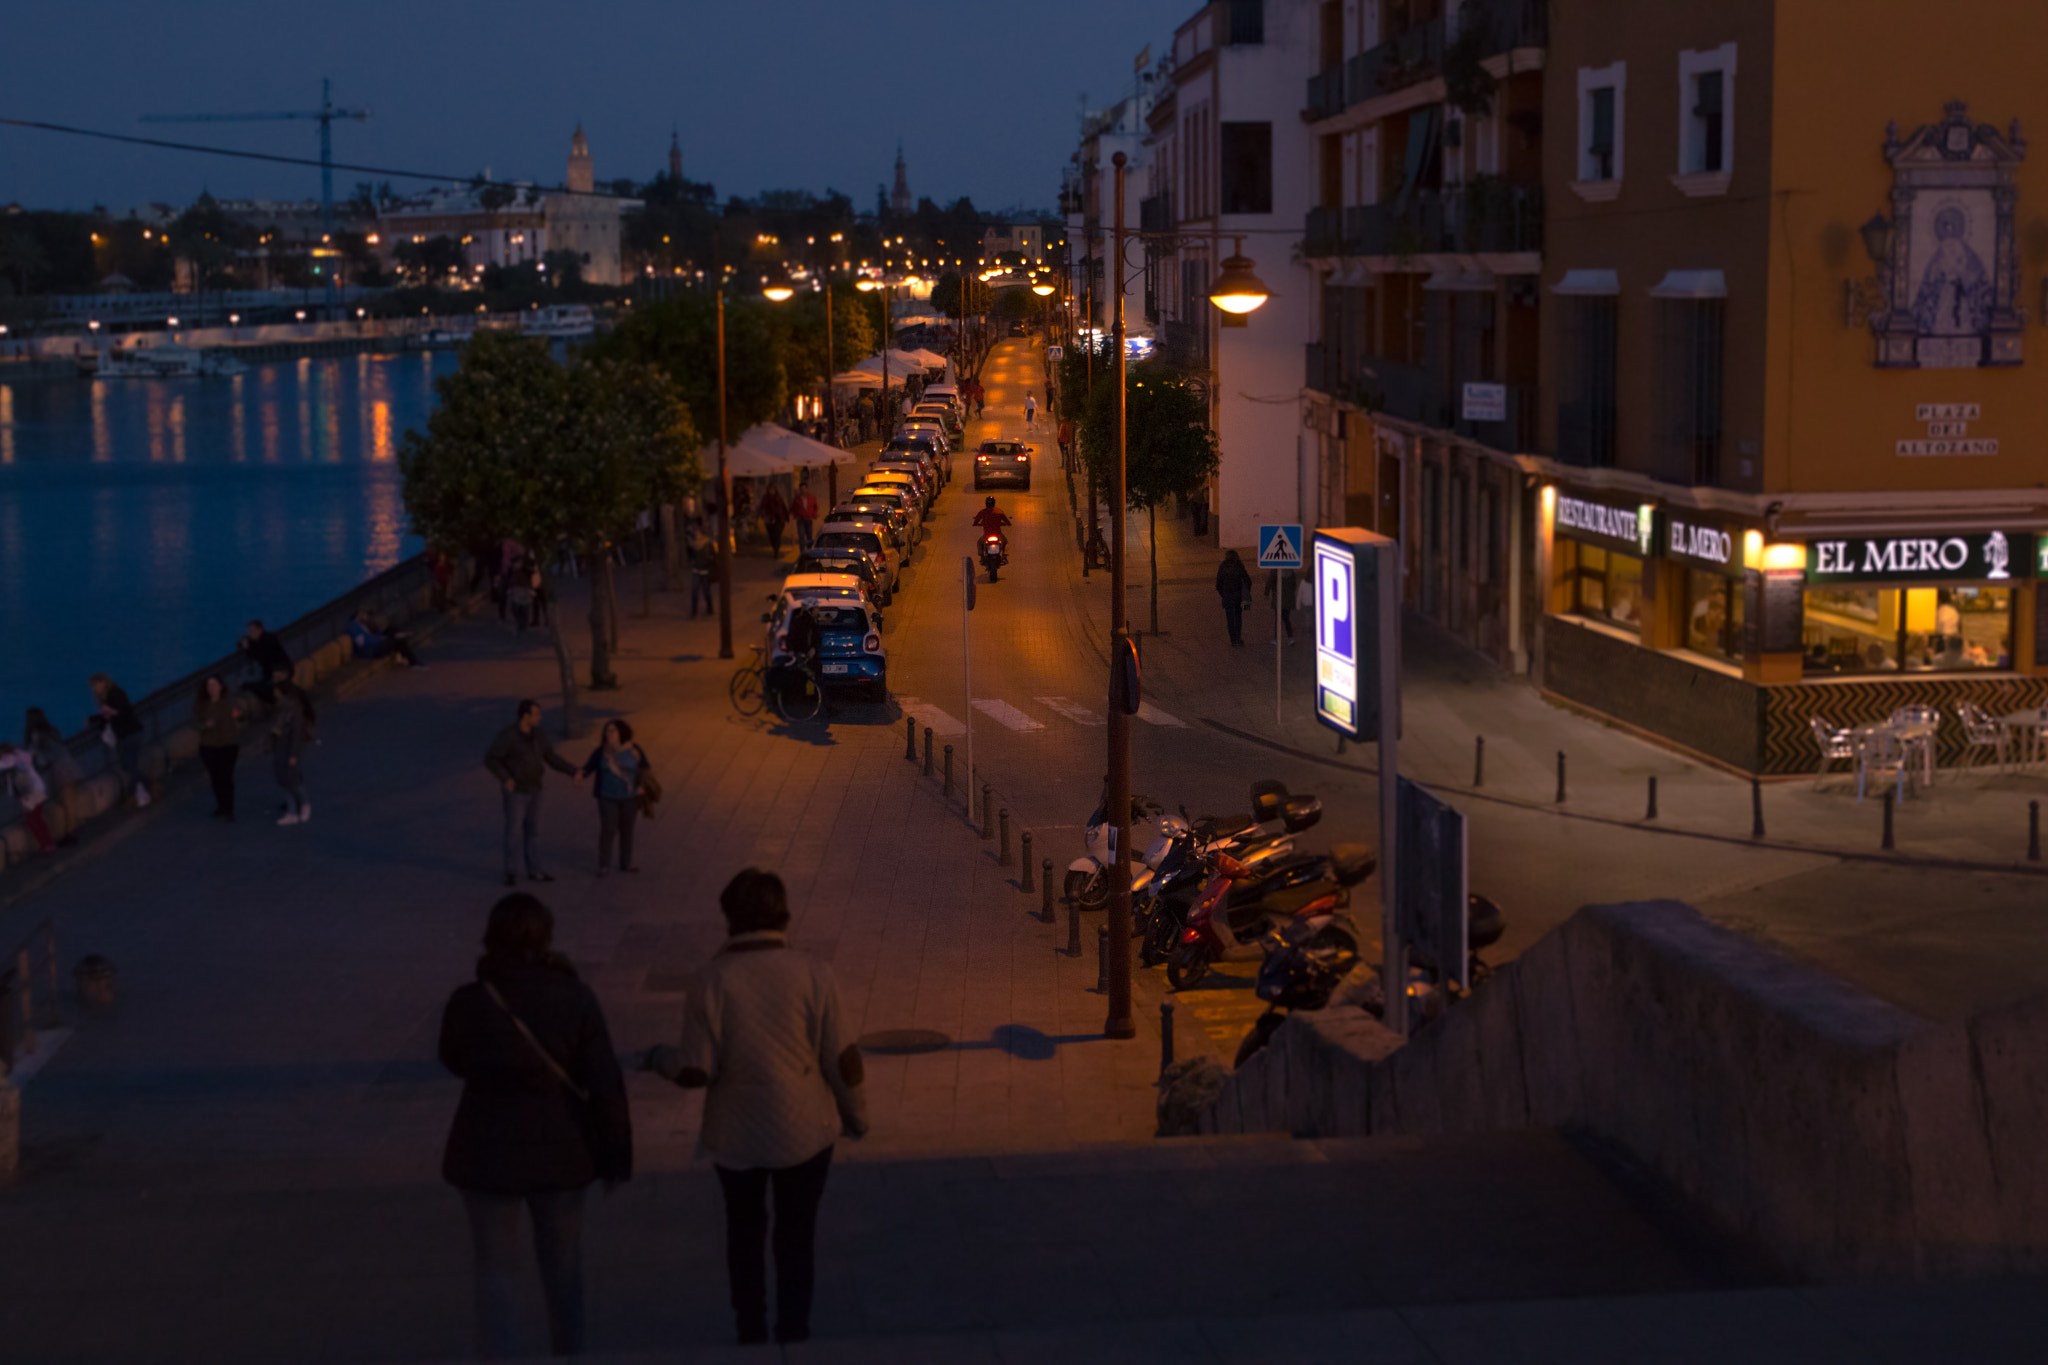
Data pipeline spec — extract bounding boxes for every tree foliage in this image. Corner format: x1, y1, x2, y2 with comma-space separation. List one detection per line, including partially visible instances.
769, 280, 877, 394
1079, 365, 1218, 511
590, 291, 786, 442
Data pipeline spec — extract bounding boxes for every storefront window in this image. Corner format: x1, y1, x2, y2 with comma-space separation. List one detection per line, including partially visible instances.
1559, 539, 1645, 635
1683, 568, 1743, 662
1803, 586, 2012, 674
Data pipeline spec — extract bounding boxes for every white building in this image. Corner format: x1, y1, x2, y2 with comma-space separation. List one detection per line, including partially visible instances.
1062, 82, 1157, 345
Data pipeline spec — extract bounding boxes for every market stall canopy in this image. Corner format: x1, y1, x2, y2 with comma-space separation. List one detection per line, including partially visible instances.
697, 424, 857, 477
831, 366, 899, 388
904, 348, 950, 370
852, 349, 934, 374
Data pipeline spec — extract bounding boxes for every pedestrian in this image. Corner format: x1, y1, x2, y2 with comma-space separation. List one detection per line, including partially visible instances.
270, 671, 315, 826
346, 609, 425, 668
1057, 417, 1075, 469
1265, 567, 1299, 645
790, 483, 819, 552
580, 719, 652, 878
439, 893, 632, 1362
0, 743, 56, 854
22, 708, 83, 844
974, 380, 986, 419
1216, 550, 1253, 647
687, 520, 718, 619
646, 869, 867, 1347
1190, 486, 1210, 538
507, 557, 538, 634
87, 673, 148, 807
236, 621, 293, 705
193, 674, 244, 821
1024, 391, 1037, 427
759, 483, 790, 557
485, 700, 582, 887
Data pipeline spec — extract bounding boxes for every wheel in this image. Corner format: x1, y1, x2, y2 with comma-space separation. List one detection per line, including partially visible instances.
986, 561, 998, 583
1064, 868, 1108, 912
1234, 1012, 1285, 1068
1166, 939, 1213, 992
728, 665, 766, 717
1140, 903, 1181, 967
773, 671, 823, 723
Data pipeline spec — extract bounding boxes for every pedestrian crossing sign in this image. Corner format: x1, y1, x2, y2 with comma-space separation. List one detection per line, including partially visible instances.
1258, 524, 1303, 569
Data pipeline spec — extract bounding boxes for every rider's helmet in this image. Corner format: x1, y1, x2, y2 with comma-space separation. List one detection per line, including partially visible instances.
985, 496, 996, 508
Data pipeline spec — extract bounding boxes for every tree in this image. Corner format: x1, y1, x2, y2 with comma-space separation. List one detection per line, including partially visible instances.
399, 333, 699, 732
1079, 365, 1219, 633
589, 291, 786, 444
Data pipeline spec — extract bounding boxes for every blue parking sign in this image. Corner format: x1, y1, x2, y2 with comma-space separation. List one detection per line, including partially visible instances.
1257, 524, 1303, 570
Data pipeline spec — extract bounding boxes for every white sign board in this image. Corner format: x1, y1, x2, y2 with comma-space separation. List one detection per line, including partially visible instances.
1461, 382, 1507, 423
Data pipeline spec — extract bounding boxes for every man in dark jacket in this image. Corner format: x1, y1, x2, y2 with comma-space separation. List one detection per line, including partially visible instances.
237, 620, 293, 704
485, 700, 581, 886
1215, 551, 1253, 647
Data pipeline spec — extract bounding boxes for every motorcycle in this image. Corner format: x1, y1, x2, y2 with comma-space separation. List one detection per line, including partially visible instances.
981, 530, 1006, 582
1137, 789, 1327, 966
1233, 911, 1364, 1066
1068, 781, 1316, 924
1166, 842, 1377, 991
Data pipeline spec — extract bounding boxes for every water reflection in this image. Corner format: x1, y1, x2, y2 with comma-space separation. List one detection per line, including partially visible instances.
0, 384, 12, 464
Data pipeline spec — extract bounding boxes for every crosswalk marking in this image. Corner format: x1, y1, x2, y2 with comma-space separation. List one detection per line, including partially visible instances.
972, 698, 1045, 732
1136, 701, 1185, 728
894, 697, 965, 736
1034, 695, 1104, 726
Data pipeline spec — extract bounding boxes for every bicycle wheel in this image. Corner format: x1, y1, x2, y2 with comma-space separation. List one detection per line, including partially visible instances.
774, 670, 823, 723
729, 664, 766, 717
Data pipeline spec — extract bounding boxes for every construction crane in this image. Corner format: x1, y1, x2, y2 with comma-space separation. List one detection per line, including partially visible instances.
140, 78, 371, 241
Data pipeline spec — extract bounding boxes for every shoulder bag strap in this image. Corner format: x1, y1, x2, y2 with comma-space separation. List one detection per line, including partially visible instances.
482, 981, 591, 1103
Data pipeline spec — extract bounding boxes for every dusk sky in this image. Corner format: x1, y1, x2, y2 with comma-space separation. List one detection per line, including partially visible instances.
0, 0, 1188, 214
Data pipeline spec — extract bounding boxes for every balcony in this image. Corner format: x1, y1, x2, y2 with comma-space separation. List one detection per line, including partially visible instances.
1322, 184, 1543, 258
1322, 355, 1536, 450
1309, 0, 1549, 123
1304, 205, 1345, 257
1139, 194, 1174, 234
1306, 65, 1346, 122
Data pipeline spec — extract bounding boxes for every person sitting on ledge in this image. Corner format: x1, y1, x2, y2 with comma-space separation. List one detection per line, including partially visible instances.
346, 609, 424, 668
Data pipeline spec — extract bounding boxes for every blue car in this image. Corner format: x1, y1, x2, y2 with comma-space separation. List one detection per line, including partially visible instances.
769, 597, 887, 703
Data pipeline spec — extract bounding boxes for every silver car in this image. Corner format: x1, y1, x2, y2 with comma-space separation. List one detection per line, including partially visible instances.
973, 438, 1032, 491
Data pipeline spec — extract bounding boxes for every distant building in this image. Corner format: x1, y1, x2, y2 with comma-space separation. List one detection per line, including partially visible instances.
981, 222, 1045, 265
669, 128, 683, 181
891, 146, 913, 217
546, 124, 632, 284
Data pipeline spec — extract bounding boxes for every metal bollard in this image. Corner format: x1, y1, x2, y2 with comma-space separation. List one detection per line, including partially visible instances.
1042, 860, 1055, 922
923, 726, 933, 776
1555, 751, 1567, 803
1160, 1000, 1176, 1076
1096, 925, 1109, 993
999, 809, 1011, 864
1020, 834, 1034, 888
1751, 777, 1766, 839
981, 785, 993, 838
1067, 896, 1081, 956
1474, 735, 1485, 787
1882, 790, 1896, 850
2030, 800, 2041, 862
1646, 775, 1658, 821
904, 715, 917, 761
943, 745, 953, 796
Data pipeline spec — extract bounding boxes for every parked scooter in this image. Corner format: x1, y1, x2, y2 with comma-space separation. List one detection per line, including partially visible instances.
1070, 781, 1317, 926
1138, 790, 1327, 966
1233, 911, 1364, 1066
1167, 843, 1377, 991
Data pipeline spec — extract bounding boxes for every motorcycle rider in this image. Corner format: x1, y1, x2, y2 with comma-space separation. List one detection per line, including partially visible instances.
971, 496, 1011, 561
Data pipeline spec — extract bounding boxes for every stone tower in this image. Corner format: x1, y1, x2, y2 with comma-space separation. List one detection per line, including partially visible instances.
669, 128, 682, 181
566, 124, 594, 194
890, 144, 911, 216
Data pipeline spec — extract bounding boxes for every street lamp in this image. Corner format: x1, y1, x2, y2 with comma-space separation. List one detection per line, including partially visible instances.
1208, 242, 1271, 314
709, 259, 797, 660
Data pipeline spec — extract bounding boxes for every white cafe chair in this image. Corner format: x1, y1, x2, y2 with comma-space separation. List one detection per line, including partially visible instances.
1809, 716, 1855, 791
1955, 702, 2008, 776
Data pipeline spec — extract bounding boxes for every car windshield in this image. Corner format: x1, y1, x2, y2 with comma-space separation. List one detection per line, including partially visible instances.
981, 442, 1025, 456
803, 606, 870, 632
815, 531, 881, 553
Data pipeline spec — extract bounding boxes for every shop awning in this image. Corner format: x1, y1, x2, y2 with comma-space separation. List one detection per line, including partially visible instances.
697, 425, 856, 477
1552, 268, 1620, 295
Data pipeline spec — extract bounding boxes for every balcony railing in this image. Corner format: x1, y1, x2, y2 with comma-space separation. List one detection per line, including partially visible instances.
1306, 65, 1346, 122
1139, 193, 1174, 234
1308, 0, 1548, 123
1310, 352, 1536, 450
1319, 185, 1543, 258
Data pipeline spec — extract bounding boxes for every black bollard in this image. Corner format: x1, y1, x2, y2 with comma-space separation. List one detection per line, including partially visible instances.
1555, 751, 1567, 803
1096, 925, 1109, 994
1160, 1000, 1176, 1076
904, 715, 917, 761
1646, 775, 1658, 821
1020, 834, 1034, 889
1882, 790, 1896, 850
1474, 736, 1485, 788
1067, 895, 1081, 956
1042, 860, 1055, 922
999, 809, 1011, 865
2030, 800, 2041, 862
1751, 777, 1765, 839
981, 785, 993, 838
943, 745, 953, 797
923, 726, 933, 776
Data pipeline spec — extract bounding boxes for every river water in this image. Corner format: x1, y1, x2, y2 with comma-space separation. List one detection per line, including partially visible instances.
0, 351, 457, 734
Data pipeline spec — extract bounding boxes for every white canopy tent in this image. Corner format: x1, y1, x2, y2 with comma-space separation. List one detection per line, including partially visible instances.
695, 424, 856, 478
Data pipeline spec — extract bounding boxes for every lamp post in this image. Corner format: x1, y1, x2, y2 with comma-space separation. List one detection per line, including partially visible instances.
1102, 156, 1270, 1036
713, 264, 797, 660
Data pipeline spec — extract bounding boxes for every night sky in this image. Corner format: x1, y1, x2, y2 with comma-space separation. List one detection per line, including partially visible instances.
0, 0, 1187, 213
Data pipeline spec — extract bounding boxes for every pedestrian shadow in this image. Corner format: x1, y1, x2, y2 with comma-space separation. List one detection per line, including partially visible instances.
974, 1024, 1101, 1060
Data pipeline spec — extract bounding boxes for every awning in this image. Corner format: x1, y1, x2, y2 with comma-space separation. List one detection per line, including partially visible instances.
1552, 268, 1620, 296
698, 425, 855, 477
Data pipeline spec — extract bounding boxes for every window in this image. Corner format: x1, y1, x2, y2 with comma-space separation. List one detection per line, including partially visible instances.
1229, 0, 1265, 44
1559, 540, 1645, 635
1221, 123, 1274, 214
1574, 62, 1627, 196
1675, 44, 1737, 191
1683, 569, 1743, 662
1556, 295, 1619, 466
1803, 587, 2013, 674
1654, 298, 1725, 484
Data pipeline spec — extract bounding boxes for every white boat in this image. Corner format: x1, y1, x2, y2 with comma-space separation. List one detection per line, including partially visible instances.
405, 328, 469, 351
520, 304, 595, 339
80, 342, 244, 378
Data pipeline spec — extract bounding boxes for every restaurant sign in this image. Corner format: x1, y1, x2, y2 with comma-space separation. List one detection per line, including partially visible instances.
1661, 511, 1743, 575
1804, 530, 2034, 584
1555, 493, 1654, 557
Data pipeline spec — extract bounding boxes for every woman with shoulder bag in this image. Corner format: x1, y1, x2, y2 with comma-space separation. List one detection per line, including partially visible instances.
440, 894, 632, 1360
580, 719, 652, 877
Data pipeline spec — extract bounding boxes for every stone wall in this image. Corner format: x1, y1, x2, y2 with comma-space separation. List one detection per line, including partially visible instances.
1541, 616, 1766, 770
1197, 900, 2048, 1281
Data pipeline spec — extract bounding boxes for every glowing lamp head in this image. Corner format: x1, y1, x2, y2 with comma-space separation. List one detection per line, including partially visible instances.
856, 277, 878, 292
762, 281, 795, 302
1208, 252, 1270, 314
1031, 281, 1055, 296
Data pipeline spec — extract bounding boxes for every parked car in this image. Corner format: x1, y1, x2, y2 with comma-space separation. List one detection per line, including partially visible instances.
974, 438, 1032, 491
834, 497, 917, 552
765, 594, 887, 703
813, 522, 897, 600
794, 547, 882, 598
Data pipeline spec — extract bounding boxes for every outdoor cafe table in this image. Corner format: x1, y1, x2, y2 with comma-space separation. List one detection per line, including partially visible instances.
1851, 717, 1939, 799
2001, 708, 2048, 771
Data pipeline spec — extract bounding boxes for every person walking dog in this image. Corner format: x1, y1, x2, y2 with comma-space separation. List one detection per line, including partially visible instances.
646, 869, 867, 1346
1215, 550, 1253, 647
440, 893, 632, 1361
485, 700, 581, 887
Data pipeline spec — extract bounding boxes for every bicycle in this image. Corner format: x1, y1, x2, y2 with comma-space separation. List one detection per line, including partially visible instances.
729, 646, 767, 717
768, 655, 824, 723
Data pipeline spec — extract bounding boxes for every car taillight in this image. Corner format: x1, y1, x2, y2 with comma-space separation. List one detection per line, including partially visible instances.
977, 455, 989, 462
1019, 453, 1028, 461
1182, 927, 1201, 943
864, 633, 882, 653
